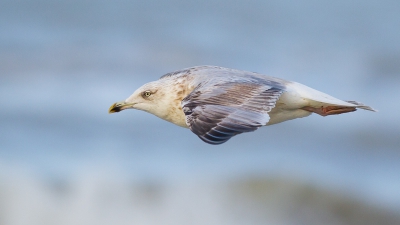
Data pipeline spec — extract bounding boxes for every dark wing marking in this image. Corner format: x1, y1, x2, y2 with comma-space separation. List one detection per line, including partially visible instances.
182, 82, 283, 145
346, 101, 377, 112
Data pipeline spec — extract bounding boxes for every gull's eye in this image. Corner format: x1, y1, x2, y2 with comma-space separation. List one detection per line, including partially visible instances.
143, 91, 152, 98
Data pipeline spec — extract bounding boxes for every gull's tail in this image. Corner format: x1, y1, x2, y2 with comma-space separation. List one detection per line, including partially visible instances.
346, 101, 377, 112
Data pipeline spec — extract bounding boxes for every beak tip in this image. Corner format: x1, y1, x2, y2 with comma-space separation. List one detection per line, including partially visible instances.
109, 101, 132, 114
108, 103, 118, 114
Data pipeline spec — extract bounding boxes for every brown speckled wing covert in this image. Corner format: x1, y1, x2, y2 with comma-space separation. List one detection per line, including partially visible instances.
182, 80, 284, 145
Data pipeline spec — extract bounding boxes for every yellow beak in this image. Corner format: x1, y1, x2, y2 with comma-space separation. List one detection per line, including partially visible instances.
108, 101, 134, 114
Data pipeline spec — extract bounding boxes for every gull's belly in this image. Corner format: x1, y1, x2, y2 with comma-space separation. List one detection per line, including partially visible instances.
266, 90, 312, 125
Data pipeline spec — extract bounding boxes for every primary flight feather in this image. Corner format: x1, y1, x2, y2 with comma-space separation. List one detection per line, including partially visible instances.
109, 66, 375, 145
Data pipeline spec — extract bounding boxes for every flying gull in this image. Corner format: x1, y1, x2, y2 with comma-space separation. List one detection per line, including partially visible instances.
109, 66, 375, 145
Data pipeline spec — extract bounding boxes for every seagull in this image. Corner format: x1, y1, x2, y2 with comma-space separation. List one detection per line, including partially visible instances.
109, 66, 375, 145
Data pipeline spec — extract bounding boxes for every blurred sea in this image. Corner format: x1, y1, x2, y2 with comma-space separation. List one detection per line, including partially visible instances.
1, 0, 400, 224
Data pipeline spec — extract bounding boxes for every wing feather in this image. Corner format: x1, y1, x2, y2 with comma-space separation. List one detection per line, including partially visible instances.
182, 80, 284, 145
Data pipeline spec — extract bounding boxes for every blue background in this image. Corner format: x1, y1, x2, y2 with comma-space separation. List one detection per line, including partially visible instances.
1, 1, 399, 224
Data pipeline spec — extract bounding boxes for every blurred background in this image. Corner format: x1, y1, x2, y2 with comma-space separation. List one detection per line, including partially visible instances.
1, 0, 400, 224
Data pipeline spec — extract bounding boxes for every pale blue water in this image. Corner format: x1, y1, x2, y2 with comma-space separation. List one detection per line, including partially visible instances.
1, 0, 400, 224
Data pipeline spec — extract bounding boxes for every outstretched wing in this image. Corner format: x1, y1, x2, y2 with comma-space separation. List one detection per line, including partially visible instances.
182, 80, 284, 145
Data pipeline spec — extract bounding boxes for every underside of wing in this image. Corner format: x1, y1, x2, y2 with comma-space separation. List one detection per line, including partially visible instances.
182, 81, 284, 145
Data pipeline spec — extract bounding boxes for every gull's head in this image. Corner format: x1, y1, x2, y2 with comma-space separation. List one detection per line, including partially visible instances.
109, 80, 166, 114
109, 79, 189, 127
